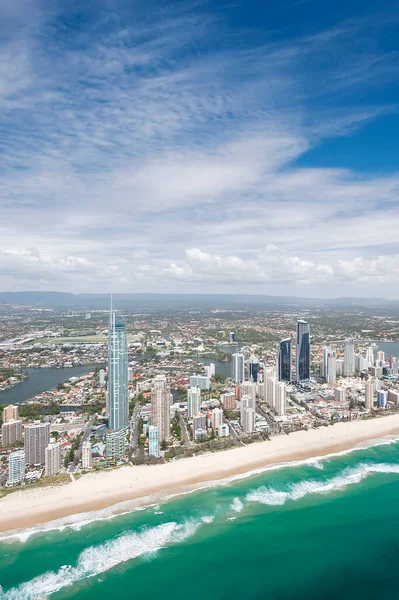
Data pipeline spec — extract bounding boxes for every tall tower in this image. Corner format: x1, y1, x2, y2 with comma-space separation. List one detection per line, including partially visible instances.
108, 309, 129, 431
151, 375, 171, 442
187, 387, 201, 419
296, 320, 310, 383
343, 339, 355, 377
278, 339, 292, 382
232, 352, 245, 383
24, 423, 50, 466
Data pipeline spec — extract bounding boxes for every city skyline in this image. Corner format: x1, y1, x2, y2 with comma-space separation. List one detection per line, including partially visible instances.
1, 0, 399, 297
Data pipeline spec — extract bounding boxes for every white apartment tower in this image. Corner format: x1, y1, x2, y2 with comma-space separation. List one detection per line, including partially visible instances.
8, 450, 25, 485
24, 423, 51, 466
82, 441, 92, 469
365, 381, 374, 410
1, 420, 22, 446
45, 443, 61, 477
187, 387, 201, 419
343, 339, 355, 377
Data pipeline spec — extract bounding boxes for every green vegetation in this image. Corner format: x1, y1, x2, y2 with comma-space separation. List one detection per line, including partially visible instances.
171, 413, 181, 439
19, 404, 42, 420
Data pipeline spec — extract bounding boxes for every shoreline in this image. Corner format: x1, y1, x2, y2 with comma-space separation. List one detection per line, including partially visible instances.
2, 414, 399, 535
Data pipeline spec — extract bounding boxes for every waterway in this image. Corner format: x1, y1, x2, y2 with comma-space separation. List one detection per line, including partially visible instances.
0, 364, 102, 406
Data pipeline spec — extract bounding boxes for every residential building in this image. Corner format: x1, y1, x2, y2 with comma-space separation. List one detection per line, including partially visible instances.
8, 450, 25, 485
240, 394, 254, 427
266, 376, 276, 409
24, 423, 50, 466
105, 429, 126, 459
377, 390, 388, 408
45, 443, 61, 476
274, 382, 286, 416
187, 387, 201, 419
243, 408, 255, 434
189, 375, 210, 390
218, 423, 230, 437
211, 407, 223, 430
148, 426, 159, 457
365, 381, 374, 410
151, 375, 171, 442
82, 441, 92, 468
388, 389, 399, 405
241, 381, 256, 401
232, 353, 245, 383
278, 339, 292, 382
343, 339, 355, 377
3, 405, 19, 423
221, 392, 236, 410
99, 368, 105, 387
248, 356, 260, 382
193, 413, 207, 434
296, 320, 310, 383
1, 420, 22, 446
108, 311, 129, 431
334, 387, 346, 402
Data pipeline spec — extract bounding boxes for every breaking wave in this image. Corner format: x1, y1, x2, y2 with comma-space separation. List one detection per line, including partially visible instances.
2, 517, 213, 599
246, 462, 399, 506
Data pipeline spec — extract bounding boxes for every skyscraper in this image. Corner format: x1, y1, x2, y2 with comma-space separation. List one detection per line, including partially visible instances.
187, 387, 201, 418
274, 382, 287, 416
278, 339, 292, 382
24, 423, 50, 466
151, 375, 171, 442
343, 339, 355, 377
322, 347, 337, 384
1, 420, 22, 446
82, 441, 92, 468
108, 310, 129, 432
45, 443, 61, 476
232, 353, 245, 383
248, 356, 260, 382
296, 320, 310, 383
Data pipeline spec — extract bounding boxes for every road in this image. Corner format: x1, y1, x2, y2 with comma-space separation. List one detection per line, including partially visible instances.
130, 402, 141, 451
256, 404, 280, 435
70, 413, 96, 472
179, 413, 193, 447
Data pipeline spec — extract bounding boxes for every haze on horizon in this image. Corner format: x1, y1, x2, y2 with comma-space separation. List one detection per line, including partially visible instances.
1, 0, 399, 298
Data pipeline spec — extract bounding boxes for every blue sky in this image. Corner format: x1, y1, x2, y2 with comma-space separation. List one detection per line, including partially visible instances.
1, 0, 399, 297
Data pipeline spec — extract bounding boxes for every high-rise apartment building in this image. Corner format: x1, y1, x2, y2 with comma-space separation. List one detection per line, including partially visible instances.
148, 426, 159, 457
242, 408, 255, 434
105, 429, 126, 459
211, 407, 223, 430
296, 321, 310, 383
151, 375, 171, 442
82, 441, 92, 468
24, 423, 50, 466
377, 390, 388, 408
1, 420, 22, 446
365, 381, 374, 410
248, 356, 260, 382
232, 353, 245, 383
240, 381, 256, 401
108, 311, 129, 431
8, 450, 25, 485
3, 405, 19, 423
343, 339, 355, 377
221, 392, 236, 410
274, 382, 286, 416
189, 375, 210, 390
278, 339, 292, 382
187, 387, 201, 418
45, 443, 61, 476
240, 394, 254, 428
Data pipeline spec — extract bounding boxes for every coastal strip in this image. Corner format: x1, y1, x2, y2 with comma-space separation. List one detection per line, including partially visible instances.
2, 414, 399, 535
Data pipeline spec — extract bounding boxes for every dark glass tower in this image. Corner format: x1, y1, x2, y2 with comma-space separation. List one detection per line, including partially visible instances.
278, 338, 292, 382
296, 320, 310, 383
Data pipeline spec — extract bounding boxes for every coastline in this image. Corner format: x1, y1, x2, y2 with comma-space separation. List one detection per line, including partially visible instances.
2, 414, 399, 535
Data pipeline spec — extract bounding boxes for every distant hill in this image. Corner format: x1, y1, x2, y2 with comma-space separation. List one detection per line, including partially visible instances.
0, 292, 397, 310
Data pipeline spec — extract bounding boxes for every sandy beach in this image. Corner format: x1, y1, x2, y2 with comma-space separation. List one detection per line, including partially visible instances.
2, 414, 399, 535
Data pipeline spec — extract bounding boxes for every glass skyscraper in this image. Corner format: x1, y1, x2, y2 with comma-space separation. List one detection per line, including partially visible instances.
296, 320, 310, 383
108, 311, 129, 431
278, 338, 292, 382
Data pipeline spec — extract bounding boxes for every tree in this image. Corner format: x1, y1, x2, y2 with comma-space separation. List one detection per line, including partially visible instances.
160, 439, 168, 451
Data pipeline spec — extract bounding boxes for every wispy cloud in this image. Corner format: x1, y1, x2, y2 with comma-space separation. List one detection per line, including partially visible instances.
0, 0, 399, 296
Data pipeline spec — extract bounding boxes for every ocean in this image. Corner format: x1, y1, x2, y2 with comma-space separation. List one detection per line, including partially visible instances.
2, 436, 399, 599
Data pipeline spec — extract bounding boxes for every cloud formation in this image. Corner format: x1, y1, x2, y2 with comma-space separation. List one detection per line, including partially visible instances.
1, 0, 399, 297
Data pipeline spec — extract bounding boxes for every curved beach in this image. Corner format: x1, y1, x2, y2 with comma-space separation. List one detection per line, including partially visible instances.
2, 414, 399, 534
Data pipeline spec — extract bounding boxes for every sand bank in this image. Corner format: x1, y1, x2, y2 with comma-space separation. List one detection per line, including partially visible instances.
2, 414, 399, 534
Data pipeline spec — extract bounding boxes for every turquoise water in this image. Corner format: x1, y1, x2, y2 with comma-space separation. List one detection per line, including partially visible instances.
2, 437, 399, 599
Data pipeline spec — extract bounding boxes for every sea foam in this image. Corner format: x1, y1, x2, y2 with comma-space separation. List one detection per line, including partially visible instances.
2, 515, 215, 599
